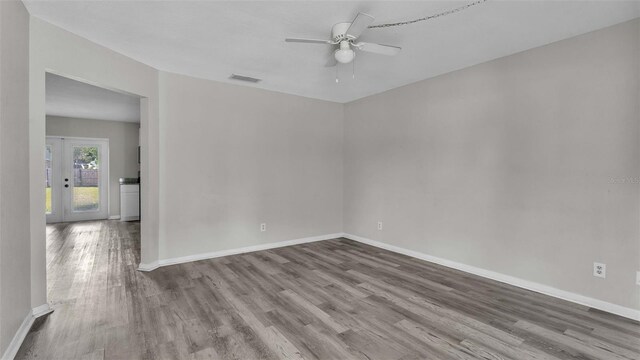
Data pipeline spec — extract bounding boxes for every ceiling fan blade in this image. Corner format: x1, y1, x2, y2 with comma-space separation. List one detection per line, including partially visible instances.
355, 42, 401, 56
285, 38, 334, 44
346, 12, 374, 39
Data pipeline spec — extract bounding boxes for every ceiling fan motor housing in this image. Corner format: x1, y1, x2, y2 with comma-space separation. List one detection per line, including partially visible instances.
332, 22, 356, 42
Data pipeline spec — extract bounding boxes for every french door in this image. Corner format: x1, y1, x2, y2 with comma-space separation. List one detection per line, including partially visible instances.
46, 137, 109, 223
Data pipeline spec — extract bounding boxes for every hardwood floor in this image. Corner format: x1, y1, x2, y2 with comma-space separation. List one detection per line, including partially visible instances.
16, 221, 640, 360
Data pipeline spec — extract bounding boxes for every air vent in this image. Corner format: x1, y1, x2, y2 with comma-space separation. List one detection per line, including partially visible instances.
229, 74, 262, 83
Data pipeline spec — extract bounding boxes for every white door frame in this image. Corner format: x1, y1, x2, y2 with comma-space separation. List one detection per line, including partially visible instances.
46, 136, 109, 223
45, 137, 63, 223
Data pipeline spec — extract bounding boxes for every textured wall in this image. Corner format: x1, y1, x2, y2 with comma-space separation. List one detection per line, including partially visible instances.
344, 19, 640, 310
0, 0, 31, 356
159, 72, 343, 259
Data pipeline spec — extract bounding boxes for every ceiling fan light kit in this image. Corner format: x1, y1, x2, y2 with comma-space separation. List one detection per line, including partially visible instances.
334, 40, 355, 64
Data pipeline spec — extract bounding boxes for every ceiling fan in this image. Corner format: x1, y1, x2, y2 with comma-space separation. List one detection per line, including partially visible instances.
285, 13, 401, 67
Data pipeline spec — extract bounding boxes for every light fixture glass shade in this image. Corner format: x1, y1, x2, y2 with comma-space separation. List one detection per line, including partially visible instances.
334, 49, 355, 64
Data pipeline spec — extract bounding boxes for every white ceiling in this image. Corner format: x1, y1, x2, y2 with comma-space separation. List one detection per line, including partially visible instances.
46, 73, 140, 123
26, 1, 640, 103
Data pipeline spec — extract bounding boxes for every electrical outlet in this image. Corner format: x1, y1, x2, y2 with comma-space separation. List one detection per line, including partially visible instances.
377, 221, 383, 231
636, 271, 640, 286
593, 262, 606, 278
260, 223, 266, 232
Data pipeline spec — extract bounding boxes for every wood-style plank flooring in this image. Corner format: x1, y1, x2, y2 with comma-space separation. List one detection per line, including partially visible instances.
16, 220, 640, 359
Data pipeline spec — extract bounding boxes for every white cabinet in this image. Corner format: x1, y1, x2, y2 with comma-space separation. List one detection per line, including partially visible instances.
120, 184, 139, 221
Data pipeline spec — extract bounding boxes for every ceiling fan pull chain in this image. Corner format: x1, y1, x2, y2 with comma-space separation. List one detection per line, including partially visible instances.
336, 65, 339, 83
352, 56, 356, 79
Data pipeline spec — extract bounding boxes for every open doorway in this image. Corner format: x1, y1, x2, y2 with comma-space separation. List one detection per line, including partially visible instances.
42, 72, 144, 323
45, 72, 141, 224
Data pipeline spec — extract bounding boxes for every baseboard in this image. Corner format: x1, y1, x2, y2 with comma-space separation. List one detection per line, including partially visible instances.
108, 215, 121, 220
32, 303, 53, 318
343, 233, 640, 322
138, 233, 344, 271
137, 261, 160, 272
1, 304, 53, 360
134, 230, 639, 320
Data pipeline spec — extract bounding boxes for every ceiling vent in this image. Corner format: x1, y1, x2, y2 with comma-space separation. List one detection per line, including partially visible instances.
229, 74, 262, 83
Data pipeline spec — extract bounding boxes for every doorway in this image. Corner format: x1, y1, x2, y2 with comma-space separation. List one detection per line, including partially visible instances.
46, 136, 109, 223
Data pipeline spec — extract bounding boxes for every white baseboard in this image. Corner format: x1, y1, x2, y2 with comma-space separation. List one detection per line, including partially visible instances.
138, 233, 344, 272
135, 230, 639, 321
108, 215, 121, 220
137, 261, 160, 272
343, 233, 640, 322
1, 304, 53, 360
32, 303, 53, 318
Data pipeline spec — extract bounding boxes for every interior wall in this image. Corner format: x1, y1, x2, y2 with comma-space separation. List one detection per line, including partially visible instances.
29, 17, 160, 308
46, 116, 140, 218
158, 72, 343, 260
0, 0, 31, 355
344, 19, 640, 310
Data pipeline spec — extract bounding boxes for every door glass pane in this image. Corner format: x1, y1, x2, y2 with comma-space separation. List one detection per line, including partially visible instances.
45, 145, 52, 214
73, 145, 100, 211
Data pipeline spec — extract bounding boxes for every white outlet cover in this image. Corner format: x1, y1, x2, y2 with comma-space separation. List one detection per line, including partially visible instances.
636, 271, 640, 286
377, 221, 383, 231
260, 223, 266, 232
593, 262, 606, 278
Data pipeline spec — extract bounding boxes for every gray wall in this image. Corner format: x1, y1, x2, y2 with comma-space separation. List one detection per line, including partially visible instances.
0, 0, 31, 356
158, 72, 343, 260
46, 116, 140, 218
344, 19, 640, 310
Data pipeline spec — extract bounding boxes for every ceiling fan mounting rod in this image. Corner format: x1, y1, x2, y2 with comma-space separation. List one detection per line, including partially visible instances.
331, 22, 355, 42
